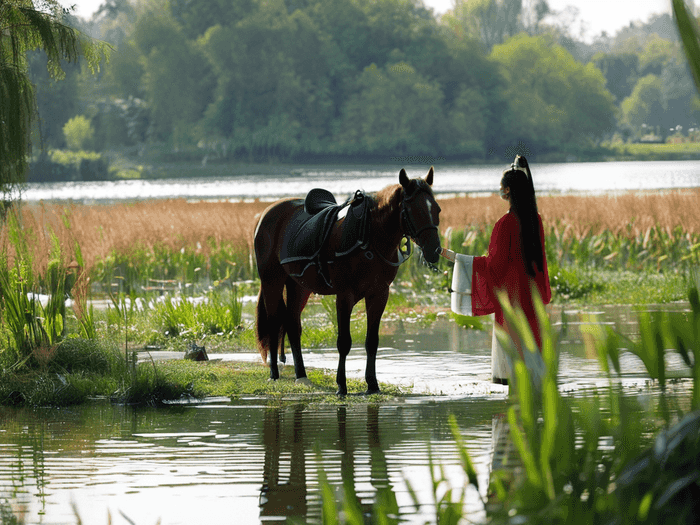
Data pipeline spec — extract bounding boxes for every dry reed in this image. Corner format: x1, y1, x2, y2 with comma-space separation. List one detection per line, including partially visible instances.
3, 189, 699, 275
439, 189, 700, 238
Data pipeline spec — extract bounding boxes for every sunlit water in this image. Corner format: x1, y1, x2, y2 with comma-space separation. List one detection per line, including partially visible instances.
0, 305, 693, 525
18, 160, 700, 203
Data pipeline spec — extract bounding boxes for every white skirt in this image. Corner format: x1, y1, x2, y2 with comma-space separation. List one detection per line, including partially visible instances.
450, 253, 510, 383
491, 318, 511, 383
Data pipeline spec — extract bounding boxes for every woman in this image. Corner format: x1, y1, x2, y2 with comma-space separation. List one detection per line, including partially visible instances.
442, 156, 551, 384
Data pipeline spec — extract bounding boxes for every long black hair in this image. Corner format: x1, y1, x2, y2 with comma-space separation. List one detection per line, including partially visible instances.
501, 156, 543, 277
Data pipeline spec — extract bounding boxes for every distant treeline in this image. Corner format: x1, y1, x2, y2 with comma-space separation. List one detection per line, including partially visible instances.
27, 0, 700, 169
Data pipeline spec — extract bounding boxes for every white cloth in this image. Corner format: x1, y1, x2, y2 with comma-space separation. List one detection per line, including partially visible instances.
450, 253, 474, 316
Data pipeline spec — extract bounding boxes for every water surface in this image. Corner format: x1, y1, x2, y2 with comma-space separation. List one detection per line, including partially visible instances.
19, 160, 700, 203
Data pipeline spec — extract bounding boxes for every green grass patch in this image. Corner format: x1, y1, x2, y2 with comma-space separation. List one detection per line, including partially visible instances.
550, 267, 689, 305
607, 141, 700, 160
157, 359, 405, 401
0, 334, 408, 407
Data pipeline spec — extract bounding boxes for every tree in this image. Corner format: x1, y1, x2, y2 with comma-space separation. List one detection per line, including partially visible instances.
448, 0, 523, 50
63, 115, 94, 151
621, 74, 665, 132
133, 6, 213, 144
590, 52, 639, 103
489, 33, 615, 151
0, 0, 108, 192
337, 62, 444, 154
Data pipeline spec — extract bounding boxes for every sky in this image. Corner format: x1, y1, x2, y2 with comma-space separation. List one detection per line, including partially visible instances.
68, 0, 674, 41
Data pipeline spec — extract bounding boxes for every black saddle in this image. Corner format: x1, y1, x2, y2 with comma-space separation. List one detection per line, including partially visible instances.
280, 189, 371, 284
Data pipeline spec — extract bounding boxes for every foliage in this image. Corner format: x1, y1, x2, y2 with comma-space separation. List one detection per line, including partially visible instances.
78, 0, 631, 161
0, 0, 108, 188
0, 211, 71, 365
62, 115, 94, 151
151, 288, 243, 340
337, 61, 445, 155
621, 74, 664, 130
489, 33, 616, 151
674, 0, 700, 93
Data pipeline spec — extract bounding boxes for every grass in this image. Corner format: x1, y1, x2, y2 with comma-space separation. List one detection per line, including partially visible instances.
0, 336, 406, 407
606, 141, 700, 160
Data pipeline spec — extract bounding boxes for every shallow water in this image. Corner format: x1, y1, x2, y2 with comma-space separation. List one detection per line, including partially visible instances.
0, 304, 694, 524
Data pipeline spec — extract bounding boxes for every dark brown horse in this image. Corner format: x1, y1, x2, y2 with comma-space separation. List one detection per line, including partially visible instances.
254, 167, 441, 395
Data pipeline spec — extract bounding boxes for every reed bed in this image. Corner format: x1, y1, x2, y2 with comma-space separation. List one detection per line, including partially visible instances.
441, 188, 700, 237
2, 189, 698, 290
5, 199, 270, 272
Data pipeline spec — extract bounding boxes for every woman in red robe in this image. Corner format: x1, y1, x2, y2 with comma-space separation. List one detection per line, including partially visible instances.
442, 156, 551, 383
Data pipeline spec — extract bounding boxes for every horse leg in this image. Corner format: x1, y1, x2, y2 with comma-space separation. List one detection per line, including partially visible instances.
335, 295, 355, 396
260, 278, 286, 381
285, 279, 312, 384
364, 288, 390, 394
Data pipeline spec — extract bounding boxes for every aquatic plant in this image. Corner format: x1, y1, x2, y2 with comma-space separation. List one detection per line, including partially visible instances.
0, 211, 72, 366
319, 278, 700, 523
150, 287, 243, 340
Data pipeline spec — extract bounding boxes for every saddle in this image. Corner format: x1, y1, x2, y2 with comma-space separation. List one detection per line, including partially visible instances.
280, 188, 371, 285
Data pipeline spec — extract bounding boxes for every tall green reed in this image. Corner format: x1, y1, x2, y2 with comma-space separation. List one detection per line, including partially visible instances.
0, 212, 70, 367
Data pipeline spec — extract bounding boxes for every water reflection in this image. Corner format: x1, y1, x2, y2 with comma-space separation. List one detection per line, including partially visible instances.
260, 405, 307, 521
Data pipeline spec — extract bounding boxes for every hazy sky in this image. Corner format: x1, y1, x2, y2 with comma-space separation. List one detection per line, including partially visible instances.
69, 0, 673, 41
423, 0, 673, 40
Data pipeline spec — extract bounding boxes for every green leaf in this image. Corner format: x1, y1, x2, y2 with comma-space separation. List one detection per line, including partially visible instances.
673, 0, 700, 93
507, 405, 541, 488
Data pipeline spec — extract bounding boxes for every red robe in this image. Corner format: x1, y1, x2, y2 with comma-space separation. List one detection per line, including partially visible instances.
472, 211, 551, 349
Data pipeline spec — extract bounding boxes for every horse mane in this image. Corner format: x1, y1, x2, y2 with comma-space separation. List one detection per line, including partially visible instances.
371, 183, 403, 225
371, 178, 434, 219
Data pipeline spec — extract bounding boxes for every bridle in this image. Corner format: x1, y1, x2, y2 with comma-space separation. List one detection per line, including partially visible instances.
371, 185, 439, 269
401, 185, 439, 242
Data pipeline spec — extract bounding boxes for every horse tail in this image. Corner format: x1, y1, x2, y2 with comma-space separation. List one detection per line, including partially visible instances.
255, 287, 270, 364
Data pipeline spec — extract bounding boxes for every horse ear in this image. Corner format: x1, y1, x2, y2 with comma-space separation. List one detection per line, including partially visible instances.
399, 169, 409, 188
425, 166, 434, 186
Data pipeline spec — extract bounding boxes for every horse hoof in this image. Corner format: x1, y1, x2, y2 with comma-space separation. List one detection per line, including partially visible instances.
295, 377, 312, 386
268, 377, 278, 382
366, 389, 381, 395
336, 389, 347, 397
280, 355, 286, 364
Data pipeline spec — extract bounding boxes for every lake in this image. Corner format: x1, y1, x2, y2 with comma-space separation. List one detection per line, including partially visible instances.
18, 159, 700, 203
0, 305, 693, 524
2, 159, 697, 523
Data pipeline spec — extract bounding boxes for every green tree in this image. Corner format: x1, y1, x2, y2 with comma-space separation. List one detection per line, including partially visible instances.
27, 49, 81, 148
621, 74, 665, 132
639, 34, 674, 76
63, 115, 94, 151
199, 1, 336, 159
132, 4, 214, 144
590, 52, 639, 103
338, 62, 444, 154
490, 33, 615, 151
0, 0, 107, 191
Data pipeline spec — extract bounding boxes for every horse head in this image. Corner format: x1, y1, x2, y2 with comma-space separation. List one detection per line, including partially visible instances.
399, 166, 441, 265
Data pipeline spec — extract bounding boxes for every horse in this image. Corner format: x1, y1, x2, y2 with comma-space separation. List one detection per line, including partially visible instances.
253, 167, 441, 396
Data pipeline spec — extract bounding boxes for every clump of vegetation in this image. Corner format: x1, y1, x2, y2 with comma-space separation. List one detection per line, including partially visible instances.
321, 280, 700, 523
